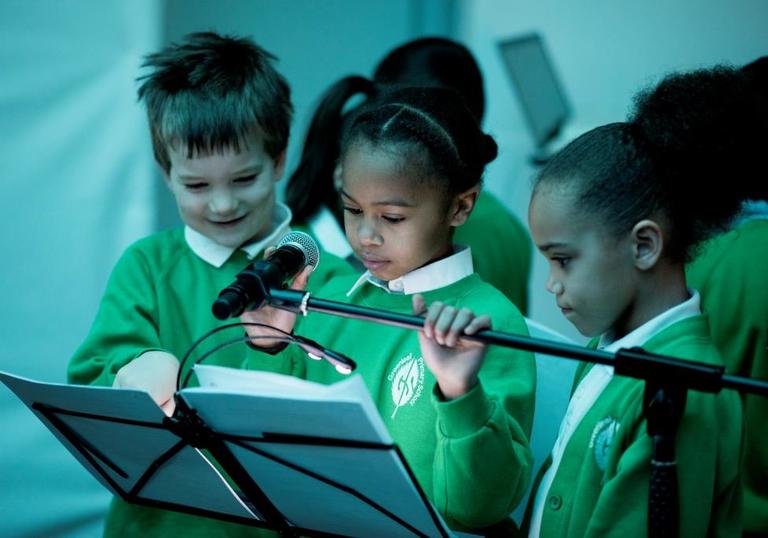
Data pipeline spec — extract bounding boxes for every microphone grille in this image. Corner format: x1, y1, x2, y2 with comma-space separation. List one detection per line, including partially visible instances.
276, 230, 320, 268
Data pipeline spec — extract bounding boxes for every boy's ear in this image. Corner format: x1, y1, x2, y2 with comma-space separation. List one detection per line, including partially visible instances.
273, 150, 287, 181
631, 219, 664, 271
449, 187, 479, 227
333, 164, 343, 192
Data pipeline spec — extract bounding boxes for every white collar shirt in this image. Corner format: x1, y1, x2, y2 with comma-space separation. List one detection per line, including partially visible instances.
346, 246, 474, 297
184, 202, 292, 267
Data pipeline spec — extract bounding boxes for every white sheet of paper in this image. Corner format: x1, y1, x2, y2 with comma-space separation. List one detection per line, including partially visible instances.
191, 365, 392, 443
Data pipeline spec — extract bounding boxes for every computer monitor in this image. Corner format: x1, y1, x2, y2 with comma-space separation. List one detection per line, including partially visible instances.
498, 33, 571, 151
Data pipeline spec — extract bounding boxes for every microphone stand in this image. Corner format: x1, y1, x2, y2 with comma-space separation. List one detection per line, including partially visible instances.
265, 287, 768, 538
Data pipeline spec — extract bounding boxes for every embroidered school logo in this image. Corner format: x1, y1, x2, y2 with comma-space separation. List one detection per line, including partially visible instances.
589, 417, 620, 472
388, 353, 425, 418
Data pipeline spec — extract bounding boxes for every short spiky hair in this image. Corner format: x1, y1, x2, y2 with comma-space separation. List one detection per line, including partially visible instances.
137, 32, 292, 173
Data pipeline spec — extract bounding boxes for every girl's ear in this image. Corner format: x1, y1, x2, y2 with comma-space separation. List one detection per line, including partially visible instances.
631, 219, 664, 270
449, 187, 480, 227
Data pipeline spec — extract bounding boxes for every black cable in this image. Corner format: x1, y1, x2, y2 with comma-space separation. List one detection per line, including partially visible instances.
179, 332, 300, 390
176, 322, 297, 391
177, 322, 356, 391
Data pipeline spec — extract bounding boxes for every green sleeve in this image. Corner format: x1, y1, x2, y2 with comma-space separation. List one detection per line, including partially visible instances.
432, 383, 533, 529
686, 222, 768, 379
236, 247, 353, 378
67, 244, 164, 387
686, 221, 768, 533
241, 338, 307, 379
236, 250, 354, 376
577, 390, 742, 537
431, 312, 535, 529
686, 220, 768, 535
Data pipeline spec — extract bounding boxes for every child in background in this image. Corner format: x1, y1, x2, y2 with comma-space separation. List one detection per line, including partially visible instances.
679, 59, 768, 537
243, 86, 535, 533
523, 67, 750, 536
286, 37, 532, 313
67, 32, 350, 537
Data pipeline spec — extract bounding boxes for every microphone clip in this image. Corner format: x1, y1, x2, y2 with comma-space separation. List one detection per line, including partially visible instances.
212, 261, 274, 320
212, 231, 320, 320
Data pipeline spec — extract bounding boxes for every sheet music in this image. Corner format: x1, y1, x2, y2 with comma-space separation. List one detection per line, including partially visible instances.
191, 365, 392, 443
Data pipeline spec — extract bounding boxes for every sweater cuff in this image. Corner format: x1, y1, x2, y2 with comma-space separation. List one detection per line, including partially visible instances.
244, 333, 290, 355
433, 381, 494, 438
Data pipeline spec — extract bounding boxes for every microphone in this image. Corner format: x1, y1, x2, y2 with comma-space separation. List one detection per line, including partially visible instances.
212, 231, 320, 320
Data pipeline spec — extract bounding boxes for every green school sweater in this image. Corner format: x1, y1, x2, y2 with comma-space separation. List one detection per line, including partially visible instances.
687, 219, 768, 535
455, 191, 532, 315
67, 227, 354, 537
535, 316, 742, 538
246, 272, 536, 532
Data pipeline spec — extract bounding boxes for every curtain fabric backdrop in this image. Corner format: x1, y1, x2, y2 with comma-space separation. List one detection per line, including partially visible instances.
0, 2, 160, 535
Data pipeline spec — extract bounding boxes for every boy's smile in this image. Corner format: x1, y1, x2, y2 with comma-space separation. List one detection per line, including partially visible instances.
165, 131, 284, 248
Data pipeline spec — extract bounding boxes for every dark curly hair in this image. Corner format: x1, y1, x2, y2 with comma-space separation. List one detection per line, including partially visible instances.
742, 55, 768, 102
373, 37, 485, 122
534, 66, 766, 262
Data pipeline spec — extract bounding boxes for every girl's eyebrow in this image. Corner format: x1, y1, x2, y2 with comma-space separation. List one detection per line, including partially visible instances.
339, 188, 357, 203
538, 241, 570, 252
339, 188, 416, 208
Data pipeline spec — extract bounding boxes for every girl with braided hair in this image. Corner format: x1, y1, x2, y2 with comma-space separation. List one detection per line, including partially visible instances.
243, 86, 536, 532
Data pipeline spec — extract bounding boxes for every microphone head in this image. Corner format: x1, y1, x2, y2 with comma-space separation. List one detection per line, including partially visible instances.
277, 231, 320, 268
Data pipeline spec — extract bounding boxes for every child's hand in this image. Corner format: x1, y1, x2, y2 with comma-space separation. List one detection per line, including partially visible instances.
113, 351, 179, 416
412, 294, 490, 400
240, 258, 313, 348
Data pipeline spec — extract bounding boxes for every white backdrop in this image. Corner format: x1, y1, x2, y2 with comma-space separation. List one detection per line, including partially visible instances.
0, 1, 160, 536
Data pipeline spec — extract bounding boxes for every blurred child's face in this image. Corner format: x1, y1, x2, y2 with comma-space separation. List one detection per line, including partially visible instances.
165, 131, 284, 248
528, 183, 639, 338
339, 142, 459, 281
